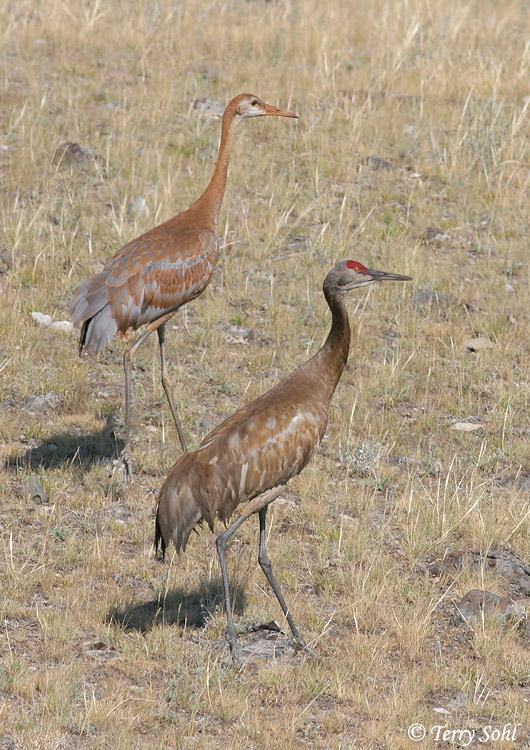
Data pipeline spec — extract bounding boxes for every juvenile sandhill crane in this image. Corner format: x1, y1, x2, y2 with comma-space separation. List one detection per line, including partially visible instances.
70, 94, 297, 487
155, 260, 411, 652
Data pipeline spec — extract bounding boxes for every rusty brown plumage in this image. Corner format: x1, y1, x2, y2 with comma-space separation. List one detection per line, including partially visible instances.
70, 94, 297, 487
155, 260, 412, 652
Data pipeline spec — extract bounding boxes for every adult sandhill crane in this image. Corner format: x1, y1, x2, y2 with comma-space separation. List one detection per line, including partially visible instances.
155, 260, 411, 652
70, 94, 297, 487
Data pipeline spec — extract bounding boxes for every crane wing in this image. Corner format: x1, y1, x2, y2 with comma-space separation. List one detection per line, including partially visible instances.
101, 220, 219, 330
196, 386, 329, 525
72, 215, 219, 334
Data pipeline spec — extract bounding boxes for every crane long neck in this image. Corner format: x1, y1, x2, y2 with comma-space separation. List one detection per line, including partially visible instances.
194, 111, 238, 220
316, 288, 351, 401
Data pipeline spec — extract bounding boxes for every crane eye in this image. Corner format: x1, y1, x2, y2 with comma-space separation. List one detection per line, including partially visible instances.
347, 260, 365, 273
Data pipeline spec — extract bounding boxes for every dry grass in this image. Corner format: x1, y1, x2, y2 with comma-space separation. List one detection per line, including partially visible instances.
1, 0, 530, 747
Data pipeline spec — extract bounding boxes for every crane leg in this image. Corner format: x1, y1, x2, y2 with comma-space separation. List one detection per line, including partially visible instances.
215, 486, 287, 653
121, 327, 156, 490
216, 513, 249, 652
258, 506, 306, 648
157, 324, 188, 454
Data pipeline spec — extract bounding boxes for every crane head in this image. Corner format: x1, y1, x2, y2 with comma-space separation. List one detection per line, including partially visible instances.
227, 93, 298, 120
325, 260, 412, 295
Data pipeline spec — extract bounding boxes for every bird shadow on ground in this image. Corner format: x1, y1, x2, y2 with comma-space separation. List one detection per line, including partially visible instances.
107, 578, 247, 632
3, 412, 122, 475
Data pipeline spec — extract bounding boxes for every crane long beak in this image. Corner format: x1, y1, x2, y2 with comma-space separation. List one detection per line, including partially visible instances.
263, 102, 298, 118
368, 268, 412, 282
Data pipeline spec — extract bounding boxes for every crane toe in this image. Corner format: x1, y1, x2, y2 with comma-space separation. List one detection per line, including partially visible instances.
115, 446, 134, 491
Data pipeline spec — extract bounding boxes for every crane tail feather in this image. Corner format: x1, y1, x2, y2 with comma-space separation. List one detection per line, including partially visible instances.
154, 513, 166, 559
71, 274, 118, 353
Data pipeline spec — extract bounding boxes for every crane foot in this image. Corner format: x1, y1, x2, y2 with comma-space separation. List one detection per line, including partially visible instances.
110, 446, 134, 491
293, 635, 307, 653
224, 626, 238, 654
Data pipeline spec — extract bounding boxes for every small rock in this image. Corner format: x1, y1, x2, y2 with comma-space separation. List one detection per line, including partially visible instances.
198, 413, 217, 434
93, 381, 122, 399
52, 142, 98, 167
396, 401, 423, 420
0, 249, 16, 271
79, 638, 107, 652
452, 421, 483, 432
192, 96, 225, 117
233, 622, 307, 666
464, 336, 494, 351
432, 707, 451, 715
83, 646, 118, 659
31, 311, 53, 327
224, 324, 257, 343
51, 320, 74, 333
445, 693, 468, 712
19, 476, 46, 502
101, 503, 132, 522
413, 288, 453, 315
451, 589, 522, 626
127, 197, 150, 219
21, 392, 62, 414
428, 550, 530, 595
283, 235, 309, 254
498, 472, 530, 493
424, 226, 449, 243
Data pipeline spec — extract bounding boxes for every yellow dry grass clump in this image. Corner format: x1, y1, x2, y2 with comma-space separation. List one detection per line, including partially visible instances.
1, 0, 530, 747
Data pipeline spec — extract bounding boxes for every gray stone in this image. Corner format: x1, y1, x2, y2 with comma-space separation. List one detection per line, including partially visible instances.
127, 197, 150, 219
101, 503, 132, 522
52, 142, 99, 167
51, 320, 74, 333
451, 421, 483, 432
498, 472, 530, 493
20, 476, 46, 502
192, 96, 225, 117
283, 235, 309, 254
428, 549, 530, 595
224, 324, 257, 342
31, 311, 53, 327
413, 288, 454, 315
451, 589, 523, 626
233, 622, 309, 666
425, 226, 449, 243
198, 413, 217, 434
0, 249, 15, 271
464, 336, 494, 351
21, 392, 62, 414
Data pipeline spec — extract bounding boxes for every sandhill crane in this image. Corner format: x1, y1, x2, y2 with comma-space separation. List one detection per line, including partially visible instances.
155, 260, 411, 652
70, 94, 297, 487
